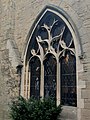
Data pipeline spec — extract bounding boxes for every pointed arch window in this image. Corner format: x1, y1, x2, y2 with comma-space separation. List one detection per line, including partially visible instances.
23, 6, 77, 107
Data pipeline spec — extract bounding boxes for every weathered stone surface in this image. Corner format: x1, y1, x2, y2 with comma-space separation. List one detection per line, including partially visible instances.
0, 0, 90, 120
81, 109, 90, 117
81, 89, 90, 99
60, 106, 77, 120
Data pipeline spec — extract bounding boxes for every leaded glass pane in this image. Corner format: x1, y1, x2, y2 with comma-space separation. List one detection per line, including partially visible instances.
27, 8, 77, 107
44, 54, 57, 99
30, 57, 41, 99
60, 51, 77, 107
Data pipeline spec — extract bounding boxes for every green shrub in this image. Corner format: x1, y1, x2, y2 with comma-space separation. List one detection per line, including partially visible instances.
10, 96, 62, 120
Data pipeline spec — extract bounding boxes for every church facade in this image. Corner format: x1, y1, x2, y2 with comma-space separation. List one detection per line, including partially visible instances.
0, 0, 90, 120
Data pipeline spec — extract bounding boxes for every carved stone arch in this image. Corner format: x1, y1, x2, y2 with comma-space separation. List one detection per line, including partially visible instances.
22, 5, 83, 61
21, 5, 83, 110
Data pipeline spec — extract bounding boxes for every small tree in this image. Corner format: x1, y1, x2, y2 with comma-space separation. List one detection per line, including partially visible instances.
10, 96, 62, 120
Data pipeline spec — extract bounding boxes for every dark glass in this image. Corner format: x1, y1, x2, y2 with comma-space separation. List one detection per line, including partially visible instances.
30, 57, 41, 99
62, 27, 72, 47
60, 51, 77, 107
44, 54, 57, 99
28, 9, 76, 106
38, 27, 48, 40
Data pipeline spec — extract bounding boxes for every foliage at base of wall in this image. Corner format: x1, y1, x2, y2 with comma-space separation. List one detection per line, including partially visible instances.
10, 96, 62, 120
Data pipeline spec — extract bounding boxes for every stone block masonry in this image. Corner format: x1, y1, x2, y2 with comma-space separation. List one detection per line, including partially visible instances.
0, 0, 90, 120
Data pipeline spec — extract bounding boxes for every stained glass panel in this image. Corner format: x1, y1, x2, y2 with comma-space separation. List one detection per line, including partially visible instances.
30, 57, 41, 99
60, 51, 77, 107
27, 8, 77, 107
44, 54, 57, 99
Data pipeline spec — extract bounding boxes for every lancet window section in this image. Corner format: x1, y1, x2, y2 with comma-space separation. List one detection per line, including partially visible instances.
29, 57, 41, 99
60, 51, 77, 107
44, 54, 57, 99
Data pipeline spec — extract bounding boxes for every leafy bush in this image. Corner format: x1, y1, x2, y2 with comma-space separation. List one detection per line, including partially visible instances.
10, 96, 62, 120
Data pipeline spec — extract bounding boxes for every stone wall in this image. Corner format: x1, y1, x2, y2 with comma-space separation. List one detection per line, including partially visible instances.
0, 0, 20, 119
0, 0, 90, 120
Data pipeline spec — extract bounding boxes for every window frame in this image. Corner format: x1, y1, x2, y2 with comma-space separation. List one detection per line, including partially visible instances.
21, 5, 83, 107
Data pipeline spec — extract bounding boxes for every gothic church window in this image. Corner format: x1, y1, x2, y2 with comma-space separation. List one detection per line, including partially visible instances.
23, 6, 77, 107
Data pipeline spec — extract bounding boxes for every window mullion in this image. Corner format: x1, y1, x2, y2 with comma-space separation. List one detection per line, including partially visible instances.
25, 63, 29, 99
27, 64, 30, 99
40, 61, 44, 99
57, 59, 60, 106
